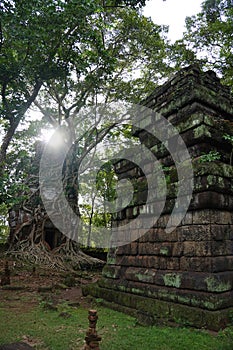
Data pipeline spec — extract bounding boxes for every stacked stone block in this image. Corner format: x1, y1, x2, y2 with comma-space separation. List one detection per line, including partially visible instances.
83, 65, 233, 330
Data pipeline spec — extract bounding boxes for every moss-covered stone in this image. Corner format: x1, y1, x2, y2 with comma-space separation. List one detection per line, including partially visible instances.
176, 113, 204, 133
205, 276, 231, 292
82, 282, 232, 330
169, 303, 204, 328
102, 265, 121, 279
159, 246, 171, 256
163, 273, 181, 288
193, 161, 233, 178
193, 124, 212, 139
91, 66, 233, 331
134, 273, 153, 283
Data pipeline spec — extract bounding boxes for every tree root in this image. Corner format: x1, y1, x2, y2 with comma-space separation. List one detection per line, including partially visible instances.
5, 240, 105, 272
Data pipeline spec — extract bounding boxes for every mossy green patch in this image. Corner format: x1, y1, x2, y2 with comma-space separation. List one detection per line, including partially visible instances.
163, 273, 181, 288
160, 246, 170, 256
193, 125, 212, 139
135, 273, 154, 283
205, 277, 231, 292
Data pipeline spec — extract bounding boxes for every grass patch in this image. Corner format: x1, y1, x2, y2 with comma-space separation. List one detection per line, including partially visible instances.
0, 300, 233, 349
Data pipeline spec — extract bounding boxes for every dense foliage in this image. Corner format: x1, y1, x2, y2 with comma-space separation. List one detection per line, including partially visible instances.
0, 0, 232, 245
183, 0, 233, 87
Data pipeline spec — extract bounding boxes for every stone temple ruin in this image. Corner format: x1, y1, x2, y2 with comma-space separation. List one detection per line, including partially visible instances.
83, 65, 233, 330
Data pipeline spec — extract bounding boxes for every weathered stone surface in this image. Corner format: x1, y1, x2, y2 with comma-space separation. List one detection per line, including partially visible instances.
138, 242, 159, 255
180, 257, 212, 272
116, 242, 138, 255
102, 265, 122, 279
190, 192, 233, 211
82, 282, 232, 330
154, 228, 179, 242
178, 224, 212, 241
166, 257, 180, 270
86, 66, 233, 330
212, 256, 233, 272
210, 210, 233, 224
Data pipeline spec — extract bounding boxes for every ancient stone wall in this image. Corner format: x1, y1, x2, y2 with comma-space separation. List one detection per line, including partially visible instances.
83, 65, 233, 330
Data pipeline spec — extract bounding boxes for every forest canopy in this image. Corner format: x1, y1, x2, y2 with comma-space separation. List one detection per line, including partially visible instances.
0, 0, 232, 251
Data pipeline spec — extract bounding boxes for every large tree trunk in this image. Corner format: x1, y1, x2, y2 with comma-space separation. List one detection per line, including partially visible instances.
7, 142, 104, 271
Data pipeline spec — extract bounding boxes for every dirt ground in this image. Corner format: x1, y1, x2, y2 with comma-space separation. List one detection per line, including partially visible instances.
0, 256, 105, 349
0, 257, 101, 313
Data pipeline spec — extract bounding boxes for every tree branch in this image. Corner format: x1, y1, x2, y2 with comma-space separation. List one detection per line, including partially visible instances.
0, 80, 42, 170
0, 19, 3, 52
33, 100, 59, 127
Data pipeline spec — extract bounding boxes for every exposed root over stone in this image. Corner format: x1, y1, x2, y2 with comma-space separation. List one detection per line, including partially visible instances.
5, 240, 104, 272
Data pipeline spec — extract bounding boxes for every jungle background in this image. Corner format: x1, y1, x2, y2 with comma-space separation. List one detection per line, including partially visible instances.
0, 0, 233, 349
